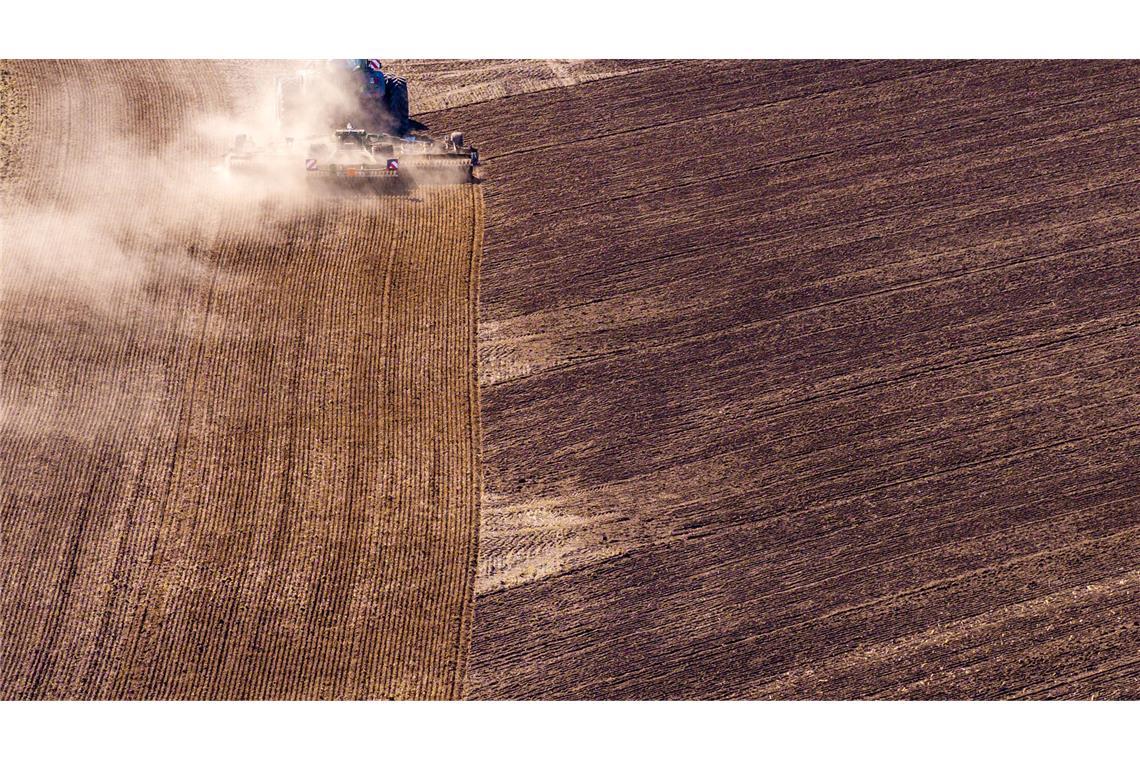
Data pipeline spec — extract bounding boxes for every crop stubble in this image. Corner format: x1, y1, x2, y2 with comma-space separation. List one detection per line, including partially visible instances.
1, 61, 482, 699
456, 60, 1140, 698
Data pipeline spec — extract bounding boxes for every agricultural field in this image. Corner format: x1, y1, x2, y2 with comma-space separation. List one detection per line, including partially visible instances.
1, 61, 482, 699
457, 60, 1140, 698
2, 60, 1137, 701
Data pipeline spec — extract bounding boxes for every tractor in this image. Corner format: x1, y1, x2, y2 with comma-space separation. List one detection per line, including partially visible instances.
222, 60, 478, 187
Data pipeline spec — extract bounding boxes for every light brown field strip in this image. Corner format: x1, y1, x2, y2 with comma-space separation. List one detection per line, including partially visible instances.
1, 61, 482, 699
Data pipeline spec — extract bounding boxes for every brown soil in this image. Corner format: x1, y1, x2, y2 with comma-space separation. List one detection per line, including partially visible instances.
456, 60, 1140, 699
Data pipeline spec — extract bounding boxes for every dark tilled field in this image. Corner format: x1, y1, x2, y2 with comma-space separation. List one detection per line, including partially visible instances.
458, 60, 1140, 698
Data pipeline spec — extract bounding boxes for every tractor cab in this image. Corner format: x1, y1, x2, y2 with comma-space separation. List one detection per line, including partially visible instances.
335, 129, 370, 148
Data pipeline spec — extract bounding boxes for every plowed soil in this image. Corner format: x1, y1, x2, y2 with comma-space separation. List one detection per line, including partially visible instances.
455, 60, 1140, 699
1, 61, 482, 699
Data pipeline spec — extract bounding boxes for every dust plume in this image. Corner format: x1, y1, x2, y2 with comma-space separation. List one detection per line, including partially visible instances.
0, 62, 310, 443
0, 60, 450, 444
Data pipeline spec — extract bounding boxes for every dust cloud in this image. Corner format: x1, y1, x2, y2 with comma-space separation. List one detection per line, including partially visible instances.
0, 63, 320, 443
2, 69, 307, 307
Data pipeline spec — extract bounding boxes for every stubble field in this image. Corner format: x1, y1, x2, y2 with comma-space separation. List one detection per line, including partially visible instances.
1, 61, 482, 699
